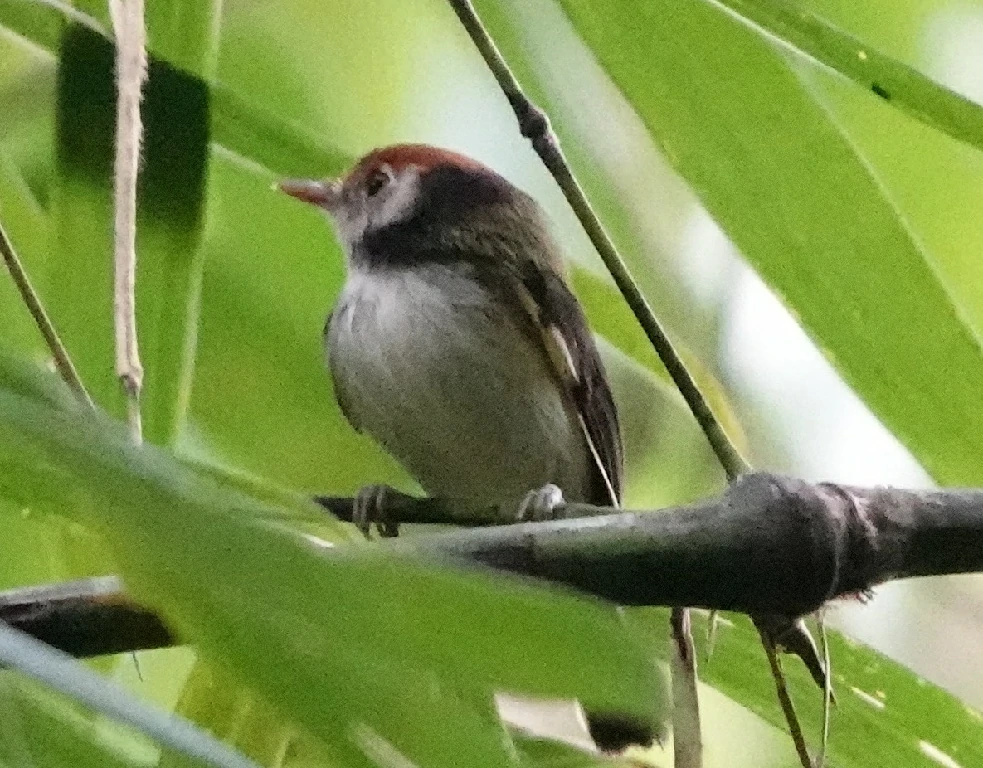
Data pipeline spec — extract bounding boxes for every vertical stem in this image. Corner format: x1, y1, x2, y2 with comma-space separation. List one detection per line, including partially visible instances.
763, 636, 812, 767
0, 219, 93, 408
670, 606, 702, 768
110, 0, 148, 443
446, 0, 748, 481
443, 4, 817, 766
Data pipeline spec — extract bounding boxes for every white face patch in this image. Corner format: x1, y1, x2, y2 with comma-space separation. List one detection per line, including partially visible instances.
330, 165, 422, 252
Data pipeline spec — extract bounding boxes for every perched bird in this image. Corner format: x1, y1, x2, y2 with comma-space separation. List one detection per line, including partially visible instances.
281, 144, 651, 751
280, 144, 826, 746
280, 144, 621, 519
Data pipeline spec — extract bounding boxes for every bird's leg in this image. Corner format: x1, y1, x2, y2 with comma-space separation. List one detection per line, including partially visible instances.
517, 483, 565, 522
352, 484, 403, 539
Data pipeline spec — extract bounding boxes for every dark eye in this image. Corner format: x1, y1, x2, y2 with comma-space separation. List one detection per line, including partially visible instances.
365, 169, 391, 197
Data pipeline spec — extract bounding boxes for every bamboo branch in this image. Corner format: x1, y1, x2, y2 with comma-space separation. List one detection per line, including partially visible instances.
110, 0, 148, 443
9, 473, 983, 658
401, 474, 983, 613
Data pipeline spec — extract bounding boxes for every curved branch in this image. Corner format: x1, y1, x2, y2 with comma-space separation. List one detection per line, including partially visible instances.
5, 473, 982, 658
399, 472, 977, 615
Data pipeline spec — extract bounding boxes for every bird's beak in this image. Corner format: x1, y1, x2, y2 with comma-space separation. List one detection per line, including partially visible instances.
278, 178, 342, 210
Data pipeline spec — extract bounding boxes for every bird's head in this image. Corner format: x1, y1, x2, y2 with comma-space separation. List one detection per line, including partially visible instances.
280, 144, 545, 268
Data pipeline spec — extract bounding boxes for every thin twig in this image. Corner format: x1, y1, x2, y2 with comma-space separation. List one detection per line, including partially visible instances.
763, 637, 812, 767
109, 0, 148, 443
0, 220, 93, 407
446, 0, 748, 482
670, 607, 702, 768
818, 613, 832, 767
444, 2, 801, 761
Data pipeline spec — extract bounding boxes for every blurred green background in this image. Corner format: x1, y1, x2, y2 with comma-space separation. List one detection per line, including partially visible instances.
1, 0, 983, 766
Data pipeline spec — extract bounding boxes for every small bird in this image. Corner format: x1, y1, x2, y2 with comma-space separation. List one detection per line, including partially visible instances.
280, 144, 621, 520
280, 144, 828, 746
281, 145, 651, 752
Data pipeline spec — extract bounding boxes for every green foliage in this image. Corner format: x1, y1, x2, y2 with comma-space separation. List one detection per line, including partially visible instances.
555, 0, 983, 487
0, 355, 666, 768
0, 0, 981, 766
629, 608, 983, 766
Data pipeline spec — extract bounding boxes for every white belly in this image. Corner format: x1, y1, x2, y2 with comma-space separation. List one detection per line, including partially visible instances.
327, 264, 590, 504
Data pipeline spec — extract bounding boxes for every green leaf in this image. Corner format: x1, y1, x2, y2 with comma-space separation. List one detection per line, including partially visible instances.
159, 660, 338, 768
710, 0, 983, 153
0, 681, 149, 768
554, 0, 983, 487
0, 104, 52, 364
0, 623, 255, 768
630, 609, 983, 767
0, 354, 667, 768
144, 0, 222, 79
211, 85, 351, 178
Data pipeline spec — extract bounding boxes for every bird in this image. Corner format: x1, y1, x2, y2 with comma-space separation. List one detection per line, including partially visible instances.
280, 144, 621, 521
279, 144, 827, 746
280, 143, 652, 751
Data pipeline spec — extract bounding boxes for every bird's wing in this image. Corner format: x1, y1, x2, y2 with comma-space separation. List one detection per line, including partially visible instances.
506, 259, 623, 507
324, 309, 364, 434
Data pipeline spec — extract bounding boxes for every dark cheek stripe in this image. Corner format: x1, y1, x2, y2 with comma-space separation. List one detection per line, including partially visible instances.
356, 165, 514, 269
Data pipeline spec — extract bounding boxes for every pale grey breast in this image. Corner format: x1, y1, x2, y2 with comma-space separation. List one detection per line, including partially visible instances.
326, 262, 591, 505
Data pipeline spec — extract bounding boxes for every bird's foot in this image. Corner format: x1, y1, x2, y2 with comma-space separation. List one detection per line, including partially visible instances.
352, 484, 402, 540
518, 483, 565, 522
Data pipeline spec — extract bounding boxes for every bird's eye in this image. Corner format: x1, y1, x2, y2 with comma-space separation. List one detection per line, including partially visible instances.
365, 169, 392, 198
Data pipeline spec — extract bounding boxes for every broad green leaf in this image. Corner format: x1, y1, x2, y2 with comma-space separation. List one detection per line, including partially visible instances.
159, 660, 337, 768
0, 3, 350, 181
210, 85, 350, 178
0, 145, 50, 363
553, 0, 983, 487
0, 0, 80, 53
804, 69, 983, 374
711, 0, 983, 153
627, 608, 983, 767
0, 681, 150, 768
0, 355, 667, 768
0, 145, 119, 591
144, 0, 222, 79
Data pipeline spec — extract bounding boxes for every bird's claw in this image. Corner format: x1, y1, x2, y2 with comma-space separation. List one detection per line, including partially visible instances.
352, 484, 401, 539
518, 483, 565, 522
